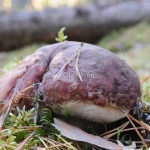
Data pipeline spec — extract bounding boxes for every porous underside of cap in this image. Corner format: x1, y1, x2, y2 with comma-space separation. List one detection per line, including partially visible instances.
51, 101, 129, 123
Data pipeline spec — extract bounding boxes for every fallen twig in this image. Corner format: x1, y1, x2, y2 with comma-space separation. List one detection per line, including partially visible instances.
53, 43, 84, 81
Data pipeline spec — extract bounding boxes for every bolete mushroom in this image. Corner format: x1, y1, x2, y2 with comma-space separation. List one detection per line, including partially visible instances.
0, 41, 141, 123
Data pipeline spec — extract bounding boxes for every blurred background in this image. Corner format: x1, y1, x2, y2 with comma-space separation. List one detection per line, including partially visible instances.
0, 0, 84, 10
0, 0, 124, 10
0, 0, 150, 79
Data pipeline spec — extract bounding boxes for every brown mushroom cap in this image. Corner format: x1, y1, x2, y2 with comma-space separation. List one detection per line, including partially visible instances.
43, 42, 140, 108
41, 42, 141, 122
0, 41, 141, 123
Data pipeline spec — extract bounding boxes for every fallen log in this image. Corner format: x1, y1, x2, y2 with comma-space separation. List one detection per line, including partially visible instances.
1, 0, 150, 51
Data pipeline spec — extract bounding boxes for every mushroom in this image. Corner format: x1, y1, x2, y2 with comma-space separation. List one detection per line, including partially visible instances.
0, 41, 141, 123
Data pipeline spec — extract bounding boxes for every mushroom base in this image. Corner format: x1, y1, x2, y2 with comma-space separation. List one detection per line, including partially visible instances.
51, 101, 129, 123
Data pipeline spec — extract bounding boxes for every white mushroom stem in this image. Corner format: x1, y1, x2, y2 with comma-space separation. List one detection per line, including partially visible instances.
51, 101, 129, 123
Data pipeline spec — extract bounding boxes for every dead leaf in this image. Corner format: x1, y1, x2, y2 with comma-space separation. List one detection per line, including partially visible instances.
53, 118, 123, 150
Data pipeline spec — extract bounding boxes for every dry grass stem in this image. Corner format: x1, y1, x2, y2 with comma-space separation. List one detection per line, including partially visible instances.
141, 74, 150, 83
0, 85, 34, 129
74, 141, 82, 150
124, 112, 148, 149
39, 136, 76, 150
101, 121, 129, 139
53, 43, 84, 81
0, 98, 12, 129
127, 113, 150, 132
55, 134, 78, 150
38, 137, 49, 148
45, 143, 69, 149
40, 137, 61, 150
0, 127, 38, 139
75, 43, 84, 81
2, 144, 16, 149
0, 99, 12, 115
16, 132, 35, 150
118, 127, 144, 132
